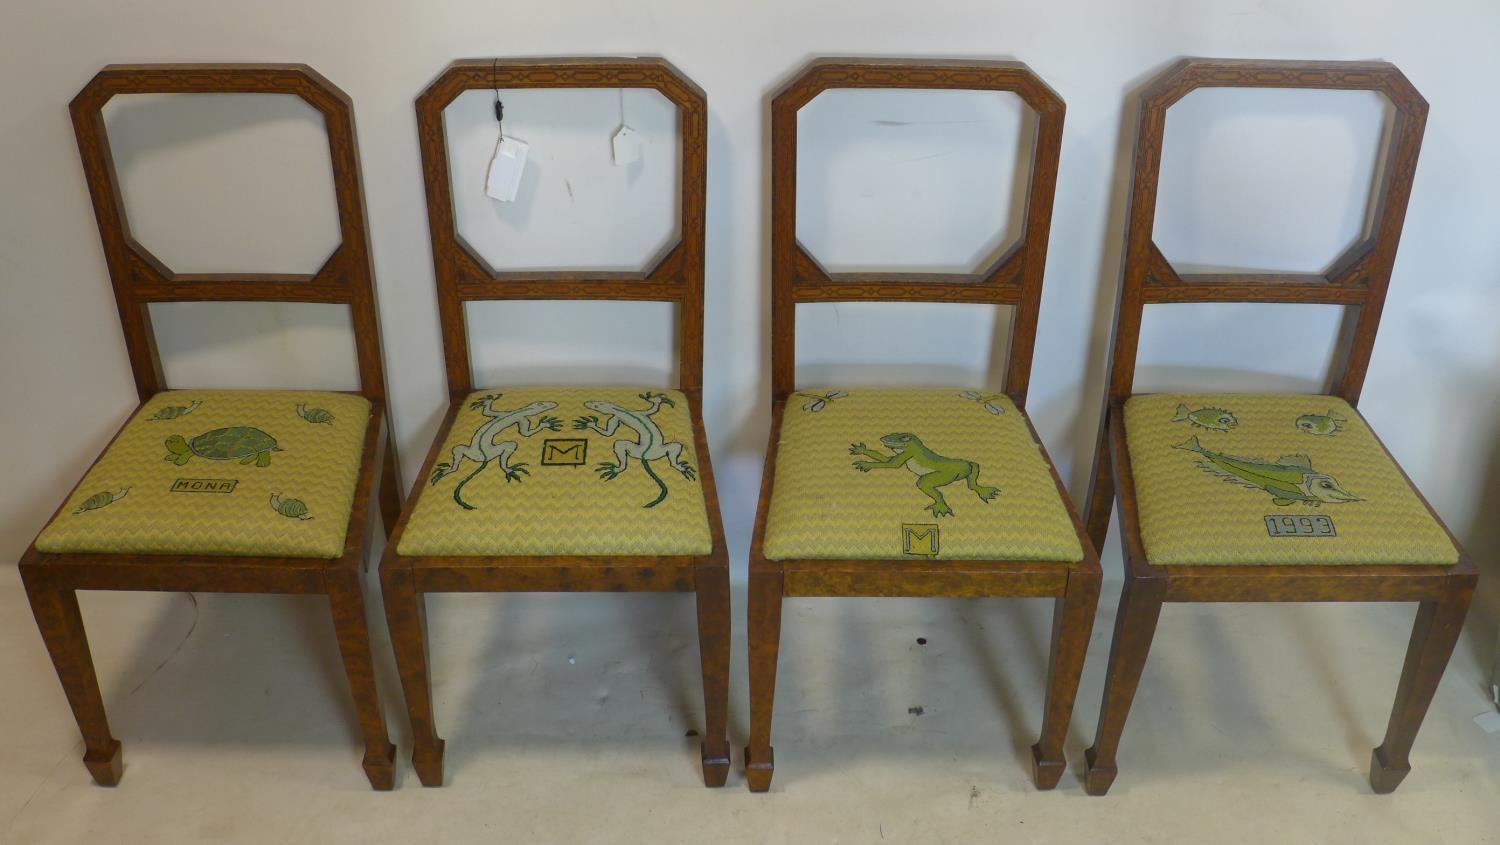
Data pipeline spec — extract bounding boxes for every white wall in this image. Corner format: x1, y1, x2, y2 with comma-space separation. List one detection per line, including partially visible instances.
3, 0, 1500, 590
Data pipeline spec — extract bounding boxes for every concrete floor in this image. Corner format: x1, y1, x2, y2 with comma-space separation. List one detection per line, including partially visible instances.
3, 560, 1499, 844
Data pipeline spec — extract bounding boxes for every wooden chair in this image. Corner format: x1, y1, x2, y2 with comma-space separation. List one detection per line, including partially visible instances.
1081, 58, 1476, 795
382, 57, 730, 787
746, 58, 1099, 792
23, 64, 402, 789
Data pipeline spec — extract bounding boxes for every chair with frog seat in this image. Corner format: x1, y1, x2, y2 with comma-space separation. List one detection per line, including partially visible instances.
23, 64, 402, 789
745, 58, 1100, 792
380, 57, 730, 787
1080, 58, 1475, 795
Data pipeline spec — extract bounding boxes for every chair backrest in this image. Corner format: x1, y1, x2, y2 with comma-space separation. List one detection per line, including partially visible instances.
415, 58, 708, 400
1101, 58, 1428, 408
71, 63, 389, 404
770, 58, 1066, 407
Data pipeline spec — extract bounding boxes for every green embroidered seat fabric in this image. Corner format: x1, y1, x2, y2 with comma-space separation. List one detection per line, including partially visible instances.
762, 388, 1083, 562
396, 387, 712, 558
1123, 393, 1457, 566
36, 390, 372, 559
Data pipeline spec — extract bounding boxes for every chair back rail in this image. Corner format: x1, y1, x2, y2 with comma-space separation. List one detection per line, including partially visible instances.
414, 58, 709, 399
770, 58, 1066, 405
1101, 58, 1428, 406
71, 63, 389, 403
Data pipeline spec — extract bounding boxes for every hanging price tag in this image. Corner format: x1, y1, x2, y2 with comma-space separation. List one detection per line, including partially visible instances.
611, 124, 642, 166
485, 135, 528, 202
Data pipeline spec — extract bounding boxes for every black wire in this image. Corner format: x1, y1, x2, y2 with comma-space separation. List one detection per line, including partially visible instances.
501, 57, 513, 128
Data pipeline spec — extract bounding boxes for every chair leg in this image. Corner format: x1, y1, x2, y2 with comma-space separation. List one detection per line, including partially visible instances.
1083, 424, 1115, 554
20, 564, 122, 786
1369, 582, 1474, 793
327, 571, 397, 790
382, 561, 445, 786
745, 563, 783, 792
694, 561, 732, 787
1084, 572, 1164, 796
378, 427, 403, 540
1031, 567, 1101, 789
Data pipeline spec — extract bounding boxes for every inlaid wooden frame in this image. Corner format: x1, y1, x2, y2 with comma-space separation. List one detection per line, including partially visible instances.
746, 58, 1099, 793
1081, 58, 1476, 795
22, 64, 403, 789
381, 57, 729, 788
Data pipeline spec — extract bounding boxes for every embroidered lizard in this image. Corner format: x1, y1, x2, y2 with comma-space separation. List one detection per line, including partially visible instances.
849, 433, 998, 517
431, 394, 561, 510
574, 392, 695, 508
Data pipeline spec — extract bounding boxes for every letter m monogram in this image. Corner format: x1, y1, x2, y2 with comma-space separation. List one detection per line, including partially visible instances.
902, 523, 940, 557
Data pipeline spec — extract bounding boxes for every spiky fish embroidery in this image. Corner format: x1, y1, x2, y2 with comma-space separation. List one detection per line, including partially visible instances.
1295, 409, 1346, 437
1172, 404, 1237, 432
1176, 436, 1359, 507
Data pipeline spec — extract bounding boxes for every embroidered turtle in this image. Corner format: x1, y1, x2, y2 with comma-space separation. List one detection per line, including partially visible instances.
269, 492, 312, 520
74, 488, 129, 514
164, 427, 281, 467
296, 403, 334, 425
149, 401, 201, 421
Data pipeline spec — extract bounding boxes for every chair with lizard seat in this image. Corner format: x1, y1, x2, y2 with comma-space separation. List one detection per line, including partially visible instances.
1081, 58, 1475, 796
22, 64, 403, 789
745, 58, 1100, 793
381, 57, 730, 787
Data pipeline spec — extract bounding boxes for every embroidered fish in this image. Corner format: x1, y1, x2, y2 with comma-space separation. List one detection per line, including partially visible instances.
797, 390, 848, 413
1295, 409, 1345, 437
959, 391, 1006, 415
1172, 403, 1237, 432
1176, 436, 1359, 507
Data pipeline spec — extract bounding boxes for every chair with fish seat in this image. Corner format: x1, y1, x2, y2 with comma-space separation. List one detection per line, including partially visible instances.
380, 57, 730, 787
745, 58, 1100, 792
1081, 58, 1475, 795
22, 64, 402, 788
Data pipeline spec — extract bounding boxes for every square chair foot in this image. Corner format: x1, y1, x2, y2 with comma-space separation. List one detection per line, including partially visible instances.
1082, 746, 1116, 796
1369, 746, 1411, 794
83, 740, 123, 787
413, 739, 445, 787
744, 745, 774, 793
701, 743, 730, 788
1030, 743, 1065, 790
363, 742, 397, 791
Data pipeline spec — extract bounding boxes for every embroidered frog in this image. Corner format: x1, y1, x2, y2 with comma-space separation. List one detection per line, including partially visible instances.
430, 394, 562, 510
849, 433, 998, 517
574, 392, 695, 508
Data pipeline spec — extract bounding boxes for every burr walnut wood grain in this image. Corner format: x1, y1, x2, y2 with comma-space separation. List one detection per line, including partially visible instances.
24, 63, 402, 790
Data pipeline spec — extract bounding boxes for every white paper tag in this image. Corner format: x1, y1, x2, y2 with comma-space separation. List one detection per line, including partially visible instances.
485, 135, 528, 202
611, 124, 642, 166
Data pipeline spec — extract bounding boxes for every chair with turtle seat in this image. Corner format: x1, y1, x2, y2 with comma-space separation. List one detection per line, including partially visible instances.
745, 58, 1099, 792
1080, 58, 1475, 795
380, 57, 730, 787
22, 64, 402, 789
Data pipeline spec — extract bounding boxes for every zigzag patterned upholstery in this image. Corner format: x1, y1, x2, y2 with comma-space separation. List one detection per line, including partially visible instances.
763, 388, 1083, 562
396, 387, 712, 557
36, 390, 371, 558
1124, 393, 1457, 565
